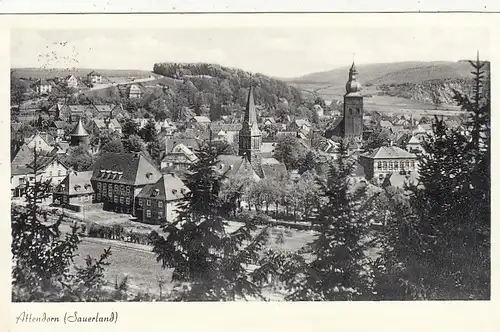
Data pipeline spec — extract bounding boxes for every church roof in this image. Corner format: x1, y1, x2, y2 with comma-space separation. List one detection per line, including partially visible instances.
70, 118, 89, 137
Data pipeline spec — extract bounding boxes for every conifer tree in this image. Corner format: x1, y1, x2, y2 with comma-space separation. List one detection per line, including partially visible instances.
12, 148, 113, 302
277, 141, 372, 300
151, 139, 271, 301
374, 54, 490, 300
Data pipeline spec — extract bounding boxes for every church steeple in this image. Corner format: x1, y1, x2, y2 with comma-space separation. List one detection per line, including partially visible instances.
345, 61, 362, 95
239, 84, 262, 165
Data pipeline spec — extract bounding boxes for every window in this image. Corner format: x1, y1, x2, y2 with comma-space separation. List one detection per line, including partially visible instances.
147, 199, 151, 206
97, 193, 101, 200
138, 199, 143, 206
115, 184, 119, 192
411, 161, 415, 169
388, 161, 393, 170
158, 211, 163, 218
103, 183, 107, 190
114, 196, 118, 203
158, 201, 163, 208
146, 210, 151, 218
405, 161, 410, 169
97, 182, 102, 189
120, 196, 124, 204
126, 186, 130, 194
58, 170, 62, 176
49, 171, 53, 176
120, 185, 125, 194
126, 197, 130, 205
382, 161, 388, 170
394, 161, 399, 169
377, 161, 382, 170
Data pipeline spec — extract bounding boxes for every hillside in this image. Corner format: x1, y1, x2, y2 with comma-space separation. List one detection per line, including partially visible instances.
80, 62, 305, 121
288, 60, 490, 106
288, 61, 477, 85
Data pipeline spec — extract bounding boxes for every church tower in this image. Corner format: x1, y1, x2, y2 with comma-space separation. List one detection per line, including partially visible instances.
239, 85, 262, 168
70, 117, 90, 146
343, 62, 364, 137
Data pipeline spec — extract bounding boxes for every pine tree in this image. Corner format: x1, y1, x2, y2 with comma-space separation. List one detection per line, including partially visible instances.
151, 140, 271, 301
12, 148, 113, 302
280, 141, 372, 300
375, 54, 490, 300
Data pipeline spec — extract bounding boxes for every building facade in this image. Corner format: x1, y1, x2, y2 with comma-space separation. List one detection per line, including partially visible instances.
91, 152, 162, 214
135, 173, 189, 224
52, 170, 95, 211
359, 146, 418, 180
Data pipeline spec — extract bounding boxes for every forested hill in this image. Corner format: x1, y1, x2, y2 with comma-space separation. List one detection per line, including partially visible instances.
152, 62, 303, 111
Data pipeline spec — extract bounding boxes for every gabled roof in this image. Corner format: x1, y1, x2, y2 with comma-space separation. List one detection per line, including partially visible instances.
87, 70, 101, 76
27, 155, 68, 172
92, 152, 161, 186
293, 118, 311, 128
26, 132, 56, 146
166, 138, 200, 153
11, 144, 34, 166
52, 121, 67, 129
210, 123, 242, 133
163, 143, 199, 163
191, 116, 211, 123
362, 146, 416, 159
94, 104, 114, 114
54, 171, 94, 196
261, 157, 287, 180
379, 120, 394, 128
136, 173, 189, 201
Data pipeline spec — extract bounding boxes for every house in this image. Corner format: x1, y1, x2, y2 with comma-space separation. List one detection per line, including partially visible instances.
406, 134, 427, 154
189, 116, 211, 128
35, 79, 53, 95
135, 173, 189, 224
52, 171, 95, 211
93, 118, 122, 135
58, 104, 97, 122
51, 121, 68, 139
260, 142, 277, 158
359, 145, 418, 181
91, 152, 162, 214
129, 84, 143, 99
379, 120, 394, 131
215, 155, 261, 182
66, 75, 79, 89
161, 143, 199, 172
261, 117, 276, 126
93, 104, 115, 118
313, 104, 324, 118
210, 123, 242, 144
87, 71, 103, 85
25, 132, 56, 153
288, 118, 311, 133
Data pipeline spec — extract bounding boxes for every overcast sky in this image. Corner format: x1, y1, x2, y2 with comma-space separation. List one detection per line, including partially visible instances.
11, 27, 490, 78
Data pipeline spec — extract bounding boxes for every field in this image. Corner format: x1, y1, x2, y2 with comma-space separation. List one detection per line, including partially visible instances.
74, 222, 316, 298
291, 82, 465, 120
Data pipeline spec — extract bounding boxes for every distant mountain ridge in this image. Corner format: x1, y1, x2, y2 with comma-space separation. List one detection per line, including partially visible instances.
287, 61, 482, 85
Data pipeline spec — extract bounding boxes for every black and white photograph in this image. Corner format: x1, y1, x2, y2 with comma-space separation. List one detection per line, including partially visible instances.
9, 20, 490, 303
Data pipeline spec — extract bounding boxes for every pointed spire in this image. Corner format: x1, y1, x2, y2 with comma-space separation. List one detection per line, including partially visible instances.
245, 85, 257, 124
70, 117, 89, 137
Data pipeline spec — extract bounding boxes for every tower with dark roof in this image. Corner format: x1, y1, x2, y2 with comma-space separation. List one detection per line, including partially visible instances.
343, 62, 364, 137
70, 117, 90, 146
238, 85, 262, 171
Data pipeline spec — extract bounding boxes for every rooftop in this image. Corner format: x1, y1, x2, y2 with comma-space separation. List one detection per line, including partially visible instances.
362, 146, 416, 159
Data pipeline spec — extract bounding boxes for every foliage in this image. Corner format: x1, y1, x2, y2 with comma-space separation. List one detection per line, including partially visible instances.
100, 138, 124, 154
373, 56, 490, 300
121, 118, 140, 138
63, 143, 94, 171
151, 140, 272, 301
11, 162, 114, 302
124, 134, 147, 153
273, 135, 308, 171
362, 128, 391, 151
268, 141, 373, 300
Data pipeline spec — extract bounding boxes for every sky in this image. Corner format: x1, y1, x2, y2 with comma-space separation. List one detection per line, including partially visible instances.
10, 27, 490, 78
